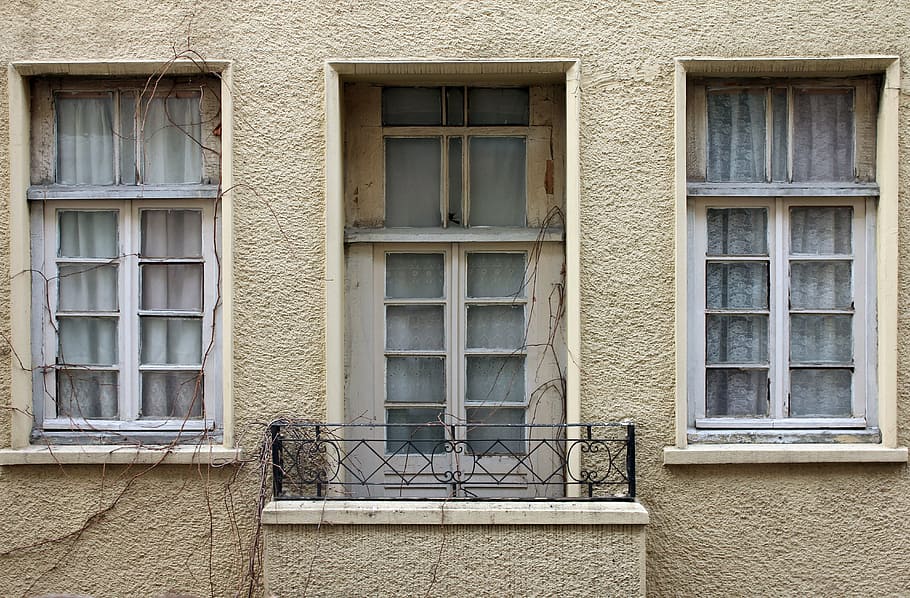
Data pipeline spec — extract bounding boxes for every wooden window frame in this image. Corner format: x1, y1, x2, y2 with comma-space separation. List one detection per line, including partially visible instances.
687, 196, 876, 437
31, 199, 221, 441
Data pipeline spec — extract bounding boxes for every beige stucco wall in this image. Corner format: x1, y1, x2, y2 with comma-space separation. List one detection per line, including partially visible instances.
265, 522, 645, 597
2, 1, 910, 596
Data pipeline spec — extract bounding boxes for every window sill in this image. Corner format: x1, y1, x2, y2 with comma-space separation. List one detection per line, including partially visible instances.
0, 444, 242, 466
262, 500, 649, 526
663, 444, 908, 465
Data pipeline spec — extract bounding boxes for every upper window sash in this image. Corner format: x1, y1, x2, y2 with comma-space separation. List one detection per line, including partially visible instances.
29, 76, 222, 191
54, 89, 204, 186
686, 76, 880, 189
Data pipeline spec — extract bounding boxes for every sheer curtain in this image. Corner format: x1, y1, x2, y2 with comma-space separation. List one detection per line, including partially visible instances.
707, 90, 766, 182
56, 96, 115, 185
141, 97, 203, 184
792, 90, 855, 182
788, 206, 854, 416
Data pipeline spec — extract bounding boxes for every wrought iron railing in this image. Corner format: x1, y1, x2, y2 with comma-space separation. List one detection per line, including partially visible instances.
270, 421, 635, 500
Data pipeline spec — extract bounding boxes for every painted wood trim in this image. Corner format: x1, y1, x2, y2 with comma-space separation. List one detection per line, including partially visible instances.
27, 184, 220, 200
345, 227, 563, 243
687, 183, 879, 197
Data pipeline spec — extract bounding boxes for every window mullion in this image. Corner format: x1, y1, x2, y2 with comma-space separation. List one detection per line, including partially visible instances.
775, 197, 788, 419
450, 243, 463, 431
123, 200, 137, 421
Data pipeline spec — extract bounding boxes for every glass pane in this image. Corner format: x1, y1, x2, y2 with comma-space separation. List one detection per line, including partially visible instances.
467, 253, 525, 298
466, 407, 524, 454
56, 370, 118, 419
58, 317, 118, 365
789, 207, 852, 255
792, 89, 854, 182
141, 210, 203, 257
56, 95, 114, 185
385, 138, 442, 227
790, 315, 852, 363
141, 97, 203, 184
466, 305, 524, 350
445, 87, 464, 126
706, 262, 768, 310
386, 408, 445, 454
385, 253, 444, 299
386, 305, 444, 351
706, 89, 767, 182
58, 211, 118, 258
771, 88, 789, 182
467, 88, 529, 125
706, 369, 768, 417
790, 261, 852, 310
119, 92, 137, 185
382, 87, 442, 126
706, 315, 768, 364
141, 264, 203, 311
790, 369, 852, 417
386, 357, 445, 404
140, 317, 202, 365
141, 371, 203, 419
466, 355, 525, 403
58, 264, 118, 312
468, 137, 526, 226
706, 208, 768, 256
448, 137, 463, 226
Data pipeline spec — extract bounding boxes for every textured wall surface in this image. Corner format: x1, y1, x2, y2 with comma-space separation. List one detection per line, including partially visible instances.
265, 523, 646, 597
2, 0, 910, 596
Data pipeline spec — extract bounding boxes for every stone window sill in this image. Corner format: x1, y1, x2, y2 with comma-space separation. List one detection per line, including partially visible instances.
262, 500, 649, 526
0, 444, 243, 466
663, 444, 908, 465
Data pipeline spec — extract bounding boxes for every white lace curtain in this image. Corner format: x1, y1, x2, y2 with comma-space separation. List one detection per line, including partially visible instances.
56, 95, 202, 185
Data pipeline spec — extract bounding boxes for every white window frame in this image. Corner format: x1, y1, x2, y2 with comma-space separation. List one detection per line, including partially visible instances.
670, 57, 903, 459
32, 199, 220, 434
687, 196, 875, 433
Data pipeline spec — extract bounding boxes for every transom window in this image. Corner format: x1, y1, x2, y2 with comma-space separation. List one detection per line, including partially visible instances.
382, 86, 530, 228
55, 90, 203, 185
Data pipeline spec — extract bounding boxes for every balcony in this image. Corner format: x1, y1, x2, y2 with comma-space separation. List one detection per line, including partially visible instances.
269, 421, 635, 500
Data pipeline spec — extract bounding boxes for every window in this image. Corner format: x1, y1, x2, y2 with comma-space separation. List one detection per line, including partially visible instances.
28, 76, 222, 442
686, 75, 880, 442
343, 81, 567, 496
